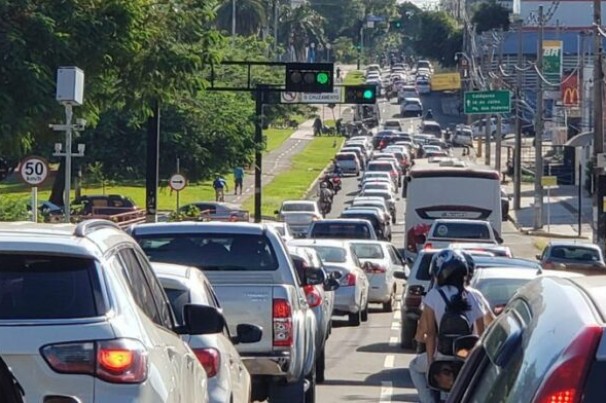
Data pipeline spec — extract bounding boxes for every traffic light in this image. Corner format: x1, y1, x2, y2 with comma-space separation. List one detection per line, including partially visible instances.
285, 63, 334, 93
389, 20, 404, 30
345, 85, 377, 104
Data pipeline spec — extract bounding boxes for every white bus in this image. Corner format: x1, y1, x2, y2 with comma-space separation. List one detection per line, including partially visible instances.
404, 163, 502, 259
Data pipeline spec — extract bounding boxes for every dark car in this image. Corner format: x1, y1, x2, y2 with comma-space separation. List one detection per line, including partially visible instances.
72, 194, 137, 215
537, 241, 606, 275
372, 130, 398, 149
339, 209, 391, 241
307, 219, 378, 240
501, 188, 511, 220
441, 276, 606, 402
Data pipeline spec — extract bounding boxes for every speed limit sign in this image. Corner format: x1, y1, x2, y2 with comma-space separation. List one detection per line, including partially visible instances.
20, 156, 49, 186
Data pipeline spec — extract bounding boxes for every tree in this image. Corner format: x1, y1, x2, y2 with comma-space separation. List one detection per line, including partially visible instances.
412, 11, 461, 67
472, 1, 510, 34
214, 0, 267, 36
279, 5, 326, 61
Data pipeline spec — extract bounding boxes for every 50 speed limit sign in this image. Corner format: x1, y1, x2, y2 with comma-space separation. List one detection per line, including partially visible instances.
20, 156, 49, 186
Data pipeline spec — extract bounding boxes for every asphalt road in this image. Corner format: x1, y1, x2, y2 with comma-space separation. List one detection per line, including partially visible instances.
313, 96, 539, 403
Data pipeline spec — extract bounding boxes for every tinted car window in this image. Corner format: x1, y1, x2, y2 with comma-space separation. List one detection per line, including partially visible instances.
0, 255, 103, 320
368, 163, 394, 172
164, 288, 190, 325
337, 154, 356, 161
352, 243, 384, 259
431, 223, 491, 239
415, 252, 435, 281
310, 223, 372, 239
341, 213, 380, 229
549, 245, 601, 262
307, 246, 347, 263
282, 203, 315, 212
136, 233, 279, 271
474, 278, 532, 308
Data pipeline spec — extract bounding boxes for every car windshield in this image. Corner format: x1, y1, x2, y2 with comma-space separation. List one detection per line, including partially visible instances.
311, 223, 372, 239
0, 255, 103, 320
474, 278, 532, 307
431, 223, 491, 239
549, 246, 602, 262
282, 203, 315, 212
305, 246, 347, 263
352, 243, 385, 259
136, 233, 279, 271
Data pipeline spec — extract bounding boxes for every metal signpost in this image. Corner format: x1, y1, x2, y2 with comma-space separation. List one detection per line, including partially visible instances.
19, 156, 49, 223
464, 90, 512, 114
169, 173, 187, 210
541, 175, 558, 232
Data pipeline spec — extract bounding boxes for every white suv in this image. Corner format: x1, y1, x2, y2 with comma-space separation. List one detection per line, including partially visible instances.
0, 220, 210, 402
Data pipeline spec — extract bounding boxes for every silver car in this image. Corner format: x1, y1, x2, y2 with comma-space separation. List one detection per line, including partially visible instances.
152, 262, 262, 403
289, 239, 370, 327
275, 200, 322, 237
350, 241, 408, 312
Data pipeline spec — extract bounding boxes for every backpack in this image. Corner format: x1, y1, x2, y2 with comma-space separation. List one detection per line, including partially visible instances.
437, 289, 473, 356
213, 178, 224, 189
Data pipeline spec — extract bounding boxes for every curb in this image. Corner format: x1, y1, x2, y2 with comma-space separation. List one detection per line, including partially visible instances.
509, 214, 589, 240
303, 167, 328, 200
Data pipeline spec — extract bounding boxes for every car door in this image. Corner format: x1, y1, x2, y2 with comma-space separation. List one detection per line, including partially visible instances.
350, 248, 369, 305
127, 249, 205, 402
387, 244, 407, 284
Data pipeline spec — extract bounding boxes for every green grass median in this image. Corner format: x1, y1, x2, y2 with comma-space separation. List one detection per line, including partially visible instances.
243, 136, 344, 216
343, 70, 364, 85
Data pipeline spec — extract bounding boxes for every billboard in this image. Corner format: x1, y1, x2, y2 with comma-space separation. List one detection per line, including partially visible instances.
543, 40, 563, 97
561, 73, 580, 106
430, 73, 461, 91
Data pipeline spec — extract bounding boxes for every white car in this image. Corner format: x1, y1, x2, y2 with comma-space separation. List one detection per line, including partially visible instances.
398, 85, 418, 103
0, 220, 209, 402
361, 181, 395, 196
452, 125, 474, 147
383, 119, 403, 132
351, 241, 407, 311
416, 78, 431, 94
423, 219, 502, 251
152, 262, 262, 403
401, 97, 423, 117
471, 117, 512, 139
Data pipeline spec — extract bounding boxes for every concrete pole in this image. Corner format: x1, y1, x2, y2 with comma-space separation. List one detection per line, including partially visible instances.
593, 0, 604, 247
64, 104, 73, 223
533, 5, 545, 230
514, 23, 523, 210
231, 0, 236, 36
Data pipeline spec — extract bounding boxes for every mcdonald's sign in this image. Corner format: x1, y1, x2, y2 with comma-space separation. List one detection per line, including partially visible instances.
561, 74, 580, 106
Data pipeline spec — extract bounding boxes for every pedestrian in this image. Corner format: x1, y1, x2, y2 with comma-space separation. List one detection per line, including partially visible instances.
336, 67, 341, 80
212, 175, 228, 202
313, 116, 323, 137
233, 166, 244, 195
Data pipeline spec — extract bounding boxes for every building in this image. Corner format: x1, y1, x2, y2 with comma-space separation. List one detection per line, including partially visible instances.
520, 0, 605, 29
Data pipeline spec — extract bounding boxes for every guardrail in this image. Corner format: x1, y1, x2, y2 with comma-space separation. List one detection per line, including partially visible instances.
76, 208, 147, 229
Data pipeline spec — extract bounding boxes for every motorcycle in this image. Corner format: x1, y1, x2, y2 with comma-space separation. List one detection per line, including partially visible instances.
322, 173, 342, 193
319, 200, 332, 218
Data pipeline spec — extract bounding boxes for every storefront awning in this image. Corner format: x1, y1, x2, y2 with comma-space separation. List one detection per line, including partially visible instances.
564, 131, 593, 147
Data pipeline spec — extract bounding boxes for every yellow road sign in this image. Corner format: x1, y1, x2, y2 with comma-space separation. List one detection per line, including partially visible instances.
541, 176, 557, 187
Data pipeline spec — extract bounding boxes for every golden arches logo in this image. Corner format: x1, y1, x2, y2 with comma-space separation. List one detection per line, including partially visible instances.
562, 87, 579, 106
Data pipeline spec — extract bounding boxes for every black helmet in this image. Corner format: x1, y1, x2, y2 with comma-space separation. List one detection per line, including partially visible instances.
458, 250, 476, 279
432, 249, 469, 286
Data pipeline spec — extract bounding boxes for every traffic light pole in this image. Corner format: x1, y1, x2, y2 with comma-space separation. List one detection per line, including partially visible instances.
254, 86, 266, 223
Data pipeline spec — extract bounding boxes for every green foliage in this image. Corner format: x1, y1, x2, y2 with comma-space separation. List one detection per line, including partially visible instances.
0, 197, 29, 221
169, 204, 201, 221
332, 37, 358, 64
412, 11, 462, 67
472, 1, 511, 34
214, 0, 267, 36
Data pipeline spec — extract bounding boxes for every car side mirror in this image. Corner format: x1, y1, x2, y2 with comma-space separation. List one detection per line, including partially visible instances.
453, 335, 479, 360
274, 210, 279, 215
394, 270, 407, 280
231, 323, 263, 345
535, 254, 542, 260
305, 267, 326, 286
427, 360, 464, 392
330, 271, 343, 280
182, 304, 224, 335
324, 277, 340, 292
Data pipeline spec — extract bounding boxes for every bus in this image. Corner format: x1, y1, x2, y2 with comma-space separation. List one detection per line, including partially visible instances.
404, 163, 502, 259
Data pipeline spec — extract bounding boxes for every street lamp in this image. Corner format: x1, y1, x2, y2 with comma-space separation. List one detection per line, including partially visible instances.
325, 43, 331, 62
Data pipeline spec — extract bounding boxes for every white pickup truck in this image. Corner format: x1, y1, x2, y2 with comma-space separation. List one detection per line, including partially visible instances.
130, 222, 319, 402
422, 219, 503, 251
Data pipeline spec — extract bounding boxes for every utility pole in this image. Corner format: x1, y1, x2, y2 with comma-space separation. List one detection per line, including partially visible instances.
231, 0, 236, 36
514, 22, 523, 210
593, 0, 605, 248
495, 37, 504, 174
534, 5, 545, 230
484, 44, 491, 167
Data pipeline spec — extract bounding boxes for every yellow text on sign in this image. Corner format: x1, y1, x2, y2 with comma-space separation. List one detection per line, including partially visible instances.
541, 176, 557, 187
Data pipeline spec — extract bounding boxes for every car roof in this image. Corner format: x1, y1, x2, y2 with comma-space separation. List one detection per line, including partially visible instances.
131, 221, 268, 235
341, 209, 382, 217
289, 239, 349, 248
472, 256, 541, 269
283, 200, 315, 205
151, 261, 195, 280
432, 219, 490, 225
547, 241, 600, 249
404, 97, 421, 102
313, 218, 373, 225
473, 267, 540, 281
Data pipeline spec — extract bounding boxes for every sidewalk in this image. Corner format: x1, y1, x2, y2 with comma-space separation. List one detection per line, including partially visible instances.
503, 182, 593, 240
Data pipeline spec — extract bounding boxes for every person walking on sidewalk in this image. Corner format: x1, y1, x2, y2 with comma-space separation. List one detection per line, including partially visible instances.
213, 175, 228, 202
233, 166, 244, 195
313, 116, 323, 137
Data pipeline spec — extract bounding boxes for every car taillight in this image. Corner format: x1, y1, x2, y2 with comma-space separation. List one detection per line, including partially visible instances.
404, 285, 425, 308
193, 347, 221, 378
273, 299, 293, 348
534, 326, 602, 403
303, 285, 323, 307
41, 339, 148, 384
424, 243, 433, 249
365, 263, 386, 273
543, 260, 555, 270
340, 272, 357, 286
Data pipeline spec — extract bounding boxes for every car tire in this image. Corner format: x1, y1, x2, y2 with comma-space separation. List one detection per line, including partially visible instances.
268, 376, 305, 403
0, 358, 23, 403
305, 363, 317, 403
400, 318, 417, 350
348, 310, 361, 326
361, 304, 369, 322
392, 214, 397, 224
383, 289, 395, 312
315, 349, 326, 384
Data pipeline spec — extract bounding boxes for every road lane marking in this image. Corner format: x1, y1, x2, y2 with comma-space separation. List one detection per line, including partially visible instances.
389, 336, 398, 347
384, 354, 395, 368
391, 321, 400, 330
380, 381, 393, 403
393, 310, 401, 320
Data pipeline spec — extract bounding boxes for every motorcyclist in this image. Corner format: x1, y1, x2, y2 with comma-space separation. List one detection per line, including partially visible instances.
424, 109, 434, 120
318, 182, 334, 217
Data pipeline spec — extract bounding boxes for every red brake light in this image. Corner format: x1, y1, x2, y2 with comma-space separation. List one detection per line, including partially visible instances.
404, 285, 425, 308
303, 285, 323, 307
341, 272, 357, 286
534, 326, 602, 403
365, 263, 387, 273
42, 339, 148, 384
424, 243, 433, 249
193, 347, 221, 378
273, 299, 293, 347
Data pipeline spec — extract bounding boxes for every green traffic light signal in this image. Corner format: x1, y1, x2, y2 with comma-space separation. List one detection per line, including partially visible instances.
285, 63, 334, 93
363, 89, 373, 99
345, 85, 376, 104
316, 72, 329, 85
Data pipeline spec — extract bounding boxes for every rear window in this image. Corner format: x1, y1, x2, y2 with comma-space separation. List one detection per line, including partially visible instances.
414, 252, 435, 281
474, 278, 531, 307
342, 214, 379, 228
307, 246, 347, 263
136, 233, 279, 271
431, 223, 491, 239
282, 203, 314, 212
549, 246, 601, 262
0, 255, 104, 320
368, 163, 393, 172
310, 223, 372, 239
352, 243, 385, 259
164, 288, 190, 325
337, 154, 355, 161
422, 124, 441, 135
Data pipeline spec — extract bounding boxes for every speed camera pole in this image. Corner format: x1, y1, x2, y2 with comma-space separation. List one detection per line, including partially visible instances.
533, 5, 545, 230
254, 86, 266, 223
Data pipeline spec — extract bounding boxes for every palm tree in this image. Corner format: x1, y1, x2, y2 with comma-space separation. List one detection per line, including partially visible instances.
215, 0, 267, 36
278, 5, 326, 61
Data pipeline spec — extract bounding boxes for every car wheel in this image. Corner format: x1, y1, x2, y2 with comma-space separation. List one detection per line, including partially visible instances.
361, 304, 369, 322
400, 318, 417, 350
305, 363, 317, 403
383, 289, 395, 312
348, 310, 361, 326
315, 349, 326, 384
268, 377, 305, 403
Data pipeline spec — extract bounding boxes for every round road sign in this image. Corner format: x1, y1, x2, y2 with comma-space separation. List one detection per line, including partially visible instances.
169, 173, 187, 191
19, 156, 49, 186
281, 92, 298, 103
